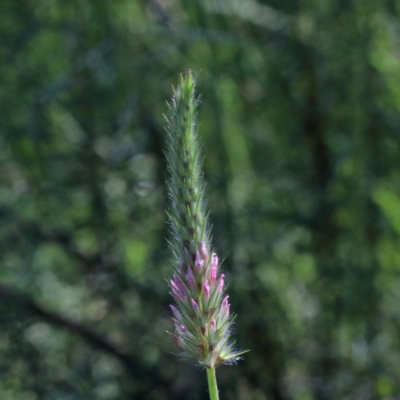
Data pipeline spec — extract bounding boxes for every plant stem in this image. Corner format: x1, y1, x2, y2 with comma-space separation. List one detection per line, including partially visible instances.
206, 367, 219, 400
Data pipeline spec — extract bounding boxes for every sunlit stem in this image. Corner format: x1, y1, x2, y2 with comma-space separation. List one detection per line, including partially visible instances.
206, 367, 219, 400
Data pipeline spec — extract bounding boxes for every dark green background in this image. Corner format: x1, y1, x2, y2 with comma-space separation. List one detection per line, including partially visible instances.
1, 1, 400, 399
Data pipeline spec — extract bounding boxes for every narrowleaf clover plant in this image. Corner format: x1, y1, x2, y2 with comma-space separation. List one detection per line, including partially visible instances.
164, 71, 247, 400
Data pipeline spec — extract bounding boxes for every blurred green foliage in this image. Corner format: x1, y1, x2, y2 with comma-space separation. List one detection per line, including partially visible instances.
1, 0, 400, 399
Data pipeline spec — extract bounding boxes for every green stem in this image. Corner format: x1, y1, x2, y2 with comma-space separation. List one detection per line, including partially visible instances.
206, 367, 219, 400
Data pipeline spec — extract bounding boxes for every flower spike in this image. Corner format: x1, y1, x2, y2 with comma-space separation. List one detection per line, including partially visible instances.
164, 71, 246, 370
